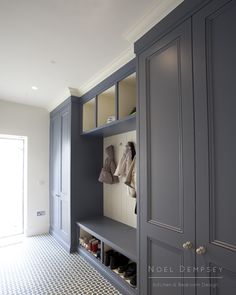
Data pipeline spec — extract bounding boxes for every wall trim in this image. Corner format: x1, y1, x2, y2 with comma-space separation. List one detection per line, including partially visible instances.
122, 0, 183, 43
48, 0, 184, 112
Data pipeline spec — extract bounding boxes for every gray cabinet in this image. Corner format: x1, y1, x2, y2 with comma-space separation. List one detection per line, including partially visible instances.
50, 104, 71, 249
138, 18, 195, 295
136, 0, 236, 294
193, 0, 236, 294
50, 97, 103, 252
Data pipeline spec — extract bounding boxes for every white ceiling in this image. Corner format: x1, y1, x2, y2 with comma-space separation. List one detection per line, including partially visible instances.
0, 0, 182, 111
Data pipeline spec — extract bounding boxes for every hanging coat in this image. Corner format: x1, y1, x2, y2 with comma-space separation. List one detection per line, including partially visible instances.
114, 142, 135, 177
125, 155, 136, 198
98, 145, 119, 184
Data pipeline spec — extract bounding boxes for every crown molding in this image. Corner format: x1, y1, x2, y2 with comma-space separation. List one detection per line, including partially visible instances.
48, 0, 182, 111
122, 0, 183, 43
78, 45, 135, 96
47, 88, 70, 111
48, 46, 134, 111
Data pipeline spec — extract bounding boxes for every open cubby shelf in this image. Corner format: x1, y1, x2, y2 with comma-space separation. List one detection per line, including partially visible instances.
77, 216, 137, 262
82, 71, 136, 136
81, 113, 136, 137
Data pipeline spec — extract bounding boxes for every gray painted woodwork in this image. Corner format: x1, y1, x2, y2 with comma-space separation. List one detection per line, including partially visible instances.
50, 113, 61, 232
81, 114, 136, 137
193, 0, 236, 294
78, 246, 137, 295
50, 104, 71, 248
77, 216, 137, 261
137, 0, 236, 294
138, 18, 195, 295
50, 97, 103, 252
59, 107, 70, 243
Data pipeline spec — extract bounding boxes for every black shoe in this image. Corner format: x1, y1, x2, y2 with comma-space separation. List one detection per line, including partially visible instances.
124, 262, 136, 278
104, 250, 114, 266
110, 252, 129, 270
118, 263, 129, 273
130, 275, 137, 287
118, 255, 129, 266
129, 107, 136, 115
110, 252, 120, 269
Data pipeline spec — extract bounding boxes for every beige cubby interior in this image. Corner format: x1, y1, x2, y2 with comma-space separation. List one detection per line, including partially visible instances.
118, 73, 136, 119
83, 98, 96, 132
97, 86, 116, 127
80, 228, 93, 240
103, 130, 137, 228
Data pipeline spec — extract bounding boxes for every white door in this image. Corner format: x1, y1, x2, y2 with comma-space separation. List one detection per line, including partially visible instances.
0, 136, 25, 238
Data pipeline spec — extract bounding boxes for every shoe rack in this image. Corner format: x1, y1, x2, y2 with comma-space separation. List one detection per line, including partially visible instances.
76, 216, 137, 295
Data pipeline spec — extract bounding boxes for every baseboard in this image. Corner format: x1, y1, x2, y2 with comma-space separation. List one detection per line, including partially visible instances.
49, 228, 71, 253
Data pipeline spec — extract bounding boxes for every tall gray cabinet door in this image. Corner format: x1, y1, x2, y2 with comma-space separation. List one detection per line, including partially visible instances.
50, 114, 61, 232
59, 107, 71, 243
193, 0, 236, 294
138, 18, 195, 295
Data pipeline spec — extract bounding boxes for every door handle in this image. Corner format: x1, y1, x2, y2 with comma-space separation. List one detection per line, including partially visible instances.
196, 246, 206, 255
183, 241, 193, 250
55, 194, 60, 197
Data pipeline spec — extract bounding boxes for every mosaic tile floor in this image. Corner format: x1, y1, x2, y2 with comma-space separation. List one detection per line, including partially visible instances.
0, 234, 121, 295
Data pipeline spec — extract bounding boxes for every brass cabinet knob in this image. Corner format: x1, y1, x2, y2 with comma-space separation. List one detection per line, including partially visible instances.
196, 246, 206, 255
183, 241, 193, 250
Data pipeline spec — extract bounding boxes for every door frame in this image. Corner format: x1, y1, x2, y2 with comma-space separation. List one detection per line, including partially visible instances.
0, 134, 27, 238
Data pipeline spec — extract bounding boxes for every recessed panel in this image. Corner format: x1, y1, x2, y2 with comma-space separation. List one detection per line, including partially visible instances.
61, 199, 69, 236
52, 116, 60, 195
148, 40, 183, 232
207, 4, 236, 250
61, 111, 70, 195
148, 238, 183, 295
210, 264, 236, 295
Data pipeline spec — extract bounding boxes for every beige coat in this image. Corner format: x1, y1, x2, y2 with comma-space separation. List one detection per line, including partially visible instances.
125, 155, 136, 198
114, 145, 132, 177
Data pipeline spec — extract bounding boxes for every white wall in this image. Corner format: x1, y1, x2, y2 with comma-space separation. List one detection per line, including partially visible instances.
0, 100, 49, 236
103, 130, 137, 228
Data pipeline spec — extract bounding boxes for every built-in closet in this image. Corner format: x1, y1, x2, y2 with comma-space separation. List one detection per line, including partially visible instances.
50, 98, 103, 252
135, 0, 236, 294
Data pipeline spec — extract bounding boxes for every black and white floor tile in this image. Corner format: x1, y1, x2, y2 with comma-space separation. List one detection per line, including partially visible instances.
0, 235, 121, 295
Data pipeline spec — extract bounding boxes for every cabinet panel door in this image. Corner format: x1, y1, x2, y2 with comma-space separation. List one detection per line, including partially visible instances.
50, 114, 61, 231
59, 107, 71, 242
193, 0, 236, 294
138, 18, 195, 295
